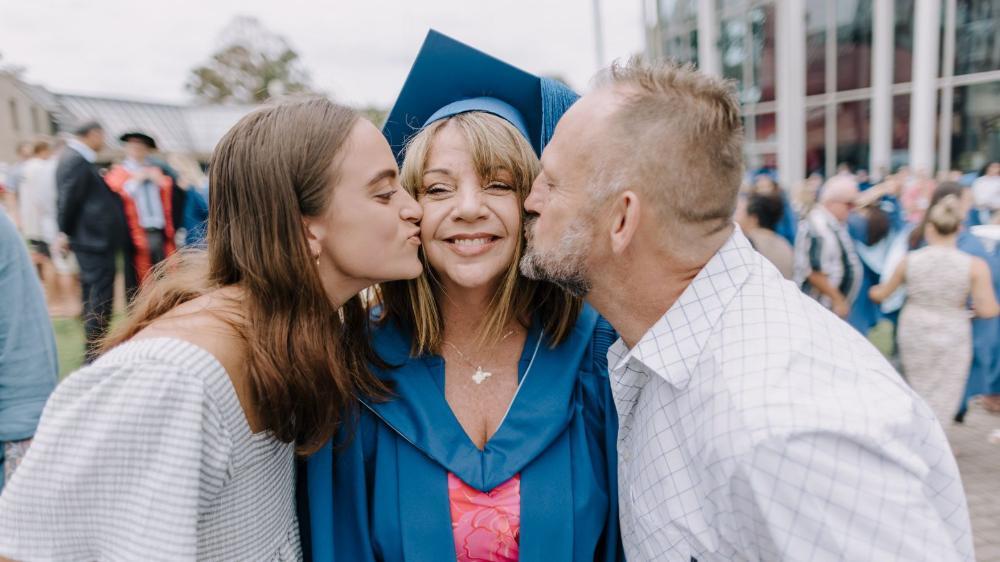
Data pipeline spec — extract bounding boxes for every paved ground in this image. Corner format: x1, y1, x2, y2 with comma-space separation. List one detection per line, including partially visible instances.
871, 323, 999, 560
948, 402, 1000, 561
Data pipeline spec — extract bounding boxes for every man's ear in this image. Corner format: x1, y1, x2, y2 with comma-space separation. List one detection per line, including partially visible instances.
302, 217, 325, 258
609, 190, 640, 255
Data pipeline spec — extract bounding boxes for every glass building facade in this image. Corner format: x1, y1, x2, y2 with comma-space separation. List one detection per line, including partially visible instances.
643, 0, 1000, 182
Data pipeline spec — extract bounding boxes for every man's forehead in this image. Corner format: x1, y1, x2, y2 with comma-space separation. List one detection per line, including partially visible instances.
551, 89, 620, 152
545, 89, 620, 167
587, 85, 629, 114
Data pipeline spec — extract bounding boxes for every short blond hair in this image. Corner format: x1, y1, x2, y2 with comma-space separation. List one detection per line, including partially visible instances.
598, 58, 744, 230
379, 111, 580, 354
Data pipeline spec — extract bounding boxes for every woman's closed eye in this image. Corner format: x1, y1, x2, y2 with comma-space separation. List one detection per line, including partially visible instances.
374, 189, 398, 201
423, 183, 454, 197
485, 181, 513, 193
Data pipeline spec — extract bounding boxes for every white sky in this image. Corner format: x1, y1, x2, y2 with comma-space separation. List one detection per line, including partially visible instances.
0, 0, 646, 108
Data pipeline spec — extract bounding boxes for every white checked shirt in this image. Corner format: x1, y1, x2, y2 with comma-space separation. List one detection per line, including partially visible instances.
609, 227, 973, 562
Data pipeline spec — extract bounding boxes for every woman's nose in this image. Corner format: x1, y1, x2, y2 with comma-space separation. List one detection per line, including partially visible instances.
399, 189, 422, 223
453, 186, 486, 220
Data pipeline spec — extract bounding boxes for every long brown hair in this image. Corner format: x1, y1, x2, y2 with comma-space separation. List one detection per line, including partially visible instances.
103, 96, 387, 455
380, 112, 580, 355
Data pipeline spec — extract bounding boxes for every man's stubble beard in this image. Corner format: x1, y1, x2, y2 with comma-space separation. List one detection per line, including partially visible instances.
520, 214, 594, 298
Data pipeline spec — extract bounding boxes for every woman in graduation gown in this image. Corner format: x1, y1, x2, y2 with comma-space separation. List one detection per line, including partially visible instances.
302, 31, 623, 562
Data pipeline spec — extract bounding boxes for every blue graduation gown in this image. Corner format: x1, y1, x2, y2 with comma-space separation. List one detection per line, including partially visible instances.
846, 213, 882, 334
776, 193, 797, 246
956, 231, 1000, 415
304, 304, 624, 561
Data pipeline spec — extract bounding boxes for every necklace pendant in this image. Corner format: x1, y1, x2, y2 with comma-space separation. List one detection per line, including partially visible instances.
472, 367, 492, 384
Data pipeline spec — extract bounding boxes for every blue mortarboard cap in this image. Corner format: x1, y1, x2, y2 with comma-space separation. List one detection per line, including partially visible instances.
383, 30, 578, 162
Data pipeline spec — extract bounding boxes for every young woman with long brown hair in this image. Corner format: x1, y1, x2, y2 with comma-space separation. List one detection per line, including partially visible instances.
0, 96, 423, 560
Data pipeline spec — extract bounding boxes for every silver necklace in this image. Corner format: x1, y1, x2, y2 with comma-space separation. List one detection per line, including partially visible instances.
442, 330, 516, 384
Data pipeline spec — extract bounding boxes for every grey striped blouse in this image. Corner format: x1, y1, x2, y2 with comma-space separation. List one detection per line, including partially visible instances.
0, 338, 301, 561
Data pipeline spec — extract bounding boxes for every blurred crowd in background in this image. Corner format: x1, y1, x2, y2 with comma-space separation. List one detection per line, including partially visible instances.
1, 129, 209, 318
735, 160, 1000, 447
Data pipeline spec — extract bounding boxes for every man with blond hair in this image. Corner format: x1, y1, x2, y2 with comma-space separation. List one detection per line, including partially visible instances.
793, 175, 862, 317
521, 59, 973, 561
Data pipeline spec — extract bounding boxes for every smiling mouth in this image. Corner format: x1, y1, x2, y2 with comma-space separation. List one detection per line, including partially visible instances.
442, 235, 502, 256
448, 236, 499, 247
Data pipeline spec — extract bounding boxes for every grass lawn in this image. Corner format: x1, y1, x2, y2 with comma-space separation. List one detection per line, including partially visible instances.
52, 317, 85, 379
868, 320, 894, 359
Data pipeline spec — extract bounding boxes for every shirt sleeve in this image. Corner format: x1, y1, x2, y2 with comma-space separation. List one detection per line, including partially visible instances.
0, 358, 232, 561
0, 211, 58, 446
732, 431, 968, 562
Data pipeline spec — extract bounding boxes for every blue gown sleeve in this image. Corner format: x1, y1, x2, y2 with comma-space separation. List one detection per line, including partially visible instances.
590, 317, 625, 562
304, 409, 379, 562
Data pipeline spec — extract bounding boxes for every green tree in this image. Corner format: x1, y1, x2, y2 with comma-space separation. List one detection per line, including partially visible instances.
359, 106, 388, 128
186, 16, 313, 104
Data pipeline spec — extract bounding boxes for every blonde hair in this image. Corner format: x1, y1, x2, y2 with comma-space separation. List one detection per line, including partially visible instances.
379, 111, 580, 354
597, 57, 744, 232
927, 194, 964, 236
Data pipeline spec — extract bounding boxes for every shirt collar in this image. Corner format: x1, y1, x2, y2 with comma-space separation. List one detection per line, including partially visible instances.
67, 139, 96, 163
610, 225, 756, 389
813, 205, 843, 229
123, 158, 146, 172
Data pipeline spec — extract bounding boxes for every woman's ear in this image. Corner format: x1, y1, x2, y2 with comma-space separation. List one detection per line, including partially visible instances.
302, 217, 325, 258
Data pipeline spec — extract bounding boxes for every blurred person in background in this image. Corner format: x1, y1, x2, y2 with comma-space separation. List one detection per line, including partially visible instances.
0, 143, 33, 223
844, 176, 909, 336
166, 153, 209, 247
846, 203, 894, 335
735, 191, 794, 279
904, 182, 1000, 423
901, 168, 935, 224
874, 173, 907, 230
148, 150, 187, 245
871, 195, 999, 432
937, 169, 964, 183
55, 120, 128, 363
750, 175, 797, 244
856, 168, 873, 191
794, 175, 862, 318
791, 172, 823, 217
16, 140, 59, 283
0, 165, 7, 213
972, 162, 1000, 222
104, 132, 177, 302
0, 208, 58, 493
38, 138, 81, 317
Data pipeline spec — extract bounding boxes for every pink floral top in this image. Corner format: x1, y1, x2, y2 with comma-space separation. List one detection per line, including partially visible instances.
448, 472, 520, 562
